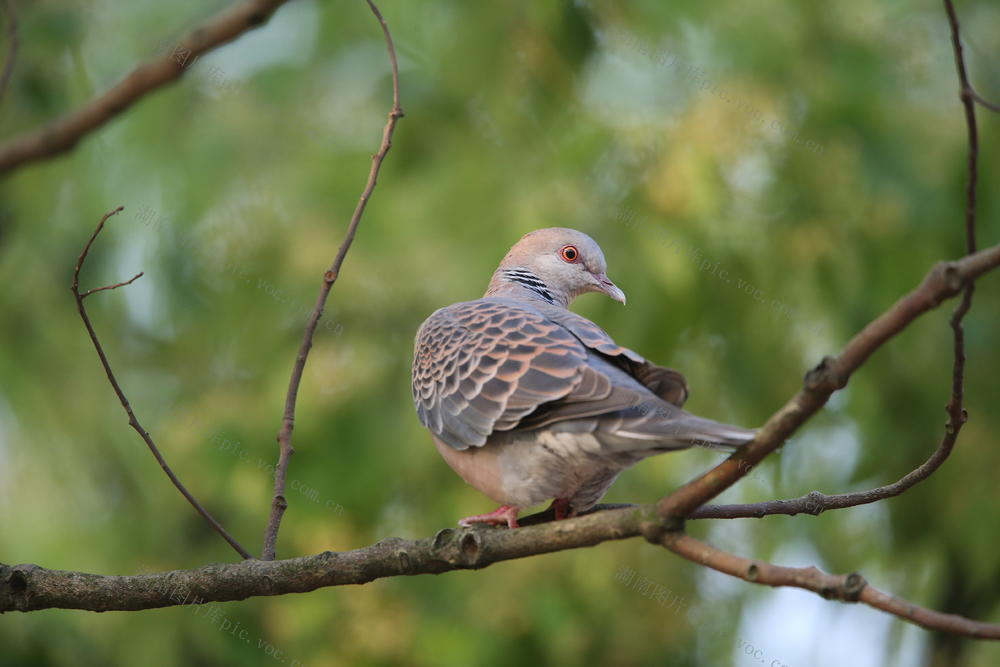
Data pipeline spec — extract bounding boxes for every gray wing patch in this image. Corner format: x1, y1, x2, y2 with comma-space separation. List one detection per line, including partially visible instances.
412, 300, 590, 449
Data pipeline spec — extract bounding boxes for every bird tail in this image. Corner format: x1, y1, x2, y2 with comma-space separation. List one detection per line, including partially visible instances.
667, 414, 757, 451
599, 409, 757, 453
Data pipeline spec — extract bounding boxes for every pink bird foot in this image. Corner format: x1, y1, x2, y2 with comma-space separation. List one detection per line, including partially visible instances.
458, 505, 520, 529
548, 498, 577, 521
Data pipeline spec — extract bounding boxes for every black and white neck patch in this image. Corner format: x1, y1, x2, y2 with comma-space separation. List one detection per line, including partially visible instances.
503, 268, 555, 303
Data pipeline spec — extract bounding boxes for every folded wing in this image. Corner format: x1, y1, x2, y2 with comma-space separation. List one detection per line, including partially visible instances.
412, 298, 752, 452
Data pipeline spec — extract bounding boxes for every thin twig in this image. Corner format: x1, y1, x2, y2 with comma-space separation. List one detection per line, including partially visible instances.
690, 425, 961, 519
941, 0, 978, 509
660, 533, 1000, 639
81, 272, 144, 298
970, 89, 1000, 113
260, 0, 403, 561
0, 0, 292, 174
944, 0, 979, 261
0, 0, 17, 106
72, 206, 251, 560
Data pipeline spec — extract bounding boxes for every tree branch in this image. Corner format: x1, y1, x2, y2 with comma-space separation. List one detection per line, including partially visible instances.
659, 532, 1000, 639
0, 0, 292, 175
1, 506, 656, 613
72, 206, 251, 560
941, 1, 1000, 115
939, 0, 979, 531
81, 272, 145, 298
970, 89, 1000, 114
656, 244, 1000, 521
689, 423, 960, 519
260, 0, 403, 561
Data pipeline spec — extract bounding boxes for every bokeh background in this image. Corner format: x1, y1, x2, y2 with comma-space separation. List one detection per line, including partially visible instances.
2, 0, 999, 665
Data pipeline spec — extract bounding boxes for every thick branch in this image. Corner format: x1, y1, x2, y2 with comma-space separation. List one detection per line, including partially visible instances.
657, 245, 1000, 521
661, 532, 1000, 639
72, 207, 251, 560
0, 0, 292, 174
6, 502, 1000, 641
261, 0, 404, 560
1, 507, 655, 612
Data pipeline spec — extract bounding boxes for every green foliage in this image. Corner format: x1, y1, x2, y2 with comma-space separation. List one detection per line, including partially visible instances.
1, 0, 998, 665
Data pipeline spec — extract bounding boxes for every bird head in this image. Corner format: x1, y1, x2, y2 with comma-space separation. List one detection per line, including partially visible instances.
487, 227, 626, 307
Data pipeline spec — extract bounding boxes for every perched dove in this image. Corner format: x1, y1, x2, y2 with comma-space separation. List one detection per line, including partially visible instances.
412, 228, 755, 528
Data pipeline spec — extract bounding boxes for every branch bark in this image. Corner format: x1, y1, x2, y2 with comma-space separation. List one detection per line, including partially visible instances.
660, 533, 1000, 639
260, 0, 404, 561
0, 0, 292, 174
1, 506, 655, 613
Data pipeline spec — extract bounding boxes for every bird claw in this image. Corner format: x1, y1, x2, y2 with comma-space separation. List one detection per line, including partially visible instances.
458, 505, 520, 529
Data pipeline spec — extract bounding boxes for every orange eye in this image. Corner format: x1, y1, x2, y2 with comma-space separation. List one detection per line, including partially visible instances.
560, 245, 579, 263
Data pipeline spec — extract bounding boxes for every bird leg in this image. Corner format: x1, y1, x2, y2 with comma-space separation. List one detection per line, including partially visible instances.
549, 498, 577, 521
458, 505, 520, 529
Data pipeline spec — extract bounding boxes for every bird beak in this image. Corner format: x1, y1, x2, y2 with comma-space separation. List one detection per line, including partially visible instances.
593, 272, 626, 305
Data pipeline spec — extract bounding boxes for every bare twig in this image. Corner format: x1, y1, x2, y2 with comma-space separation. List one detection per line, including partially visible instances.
81, 272, 144, 298
940, 0, 979, 523
260, 0, 404, 561
944, 0, 979, 260
690, 426, 961, 519
0, 0, 17, 106
72, 207, 251, 560
0, 0, 292, 174
970, 89, 1000, 114
660, 533, 1000, 639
